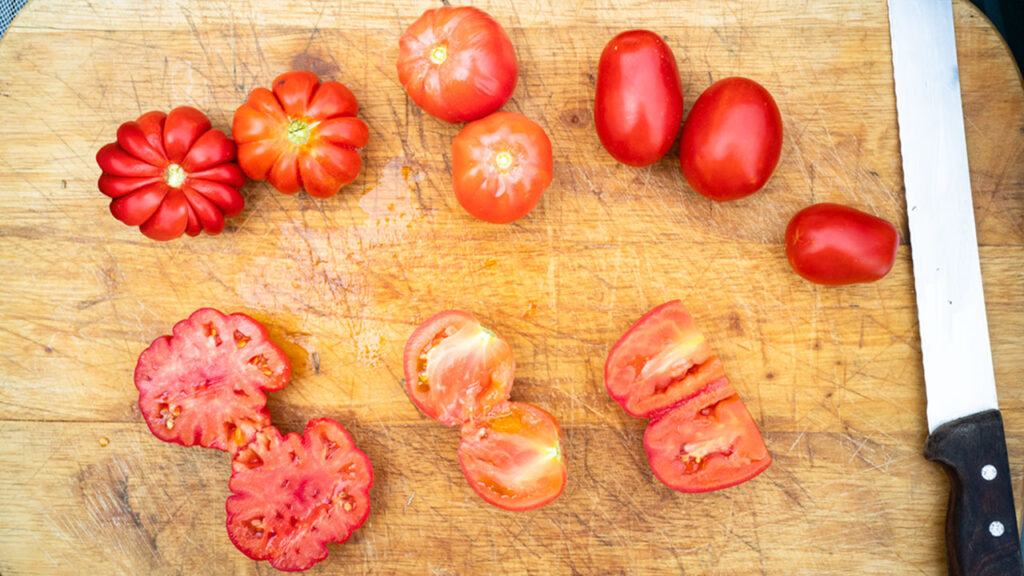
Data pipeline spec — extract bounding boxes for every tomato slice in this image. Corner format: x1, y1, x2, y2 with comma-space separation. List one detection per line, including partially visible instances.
604, 300, 725, 418
226, 418, 373, 572
403, 310, 514, 427
458, 401, 567, 511
134, 308, 290, 453
644, 393, 771, 493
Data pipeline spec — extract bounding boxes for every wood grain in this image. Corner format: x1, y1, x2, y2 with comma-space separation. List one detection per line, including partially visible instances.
0, 1, 1022, 574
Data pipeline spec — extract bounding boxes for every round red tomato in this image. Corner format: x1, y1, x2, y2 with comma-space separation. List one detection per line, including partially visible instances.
227, 418, 373, 572
644, 394, 771, 493
459, 401, 567, 511
785, 202, 899, 285
397, 6, 518, 123
679, 77, 783, 201
134, 308, 291, 453
96, 106, 246, 241
232, 70, 369, 198
451, 111, 553, 223
594, 30, 684, 167
403, 310, 515, 427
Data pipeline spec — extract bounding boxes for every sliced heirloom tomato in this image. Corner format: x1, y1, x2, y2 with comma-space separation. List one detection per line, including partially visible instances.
403, 310, 514, 427
232, 70, 369, 198
451, 111, 553, 223
96, 106, 247, 241
645, 394, 771, 493
459, 401, 567, 511
227, 418, 373, 572
134, 308, 290, 453
397, 6, 518, 123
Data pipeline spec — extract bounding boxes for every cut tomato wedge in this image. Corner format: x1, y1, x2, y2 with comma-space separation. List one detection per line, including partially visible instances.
644, 394, 771, 493
226, 418, 373, 572
458, 401, 567, 511
134, 308, 290, 453
605, 300, 723, 418
403, 310, 514, 426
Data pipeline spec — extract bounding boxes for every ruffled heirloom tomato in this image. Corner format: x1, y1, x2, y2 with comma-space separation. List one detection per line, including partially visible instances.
785, 203, 899, 285
451, 111, 553, 223
232, 70, 369, 198
397, 6, 518, 123
96, 106, 246, 241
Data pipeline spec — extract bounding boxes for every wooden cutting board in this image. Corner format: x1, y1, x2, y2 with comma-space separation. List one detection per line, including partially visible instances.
0, 1, 1021, 574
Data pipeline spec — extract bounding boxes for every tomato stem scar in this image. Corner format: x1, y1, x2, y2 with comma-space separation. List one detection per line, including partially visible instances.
429, 43, 448, 65
164, 164, 186, 188
494, 151, 514, 171
286, 118, 312, 146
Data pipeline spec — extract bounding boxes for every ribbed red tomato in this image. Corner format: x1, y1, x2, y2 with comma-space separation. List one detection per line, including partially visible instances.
595, 30, 684, 167
680, 77, 783, 201
96, 106, 246, 241
397, 6, 518, 123
785, 203, 899, 285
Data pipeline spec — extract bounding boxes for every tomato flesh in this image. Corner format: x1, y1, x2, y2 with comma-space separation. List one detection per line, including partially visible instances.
451, 111, 553, 223
403, 310, 515, 426
785, 202, 900, 285
226, 418, 373, 572
134, 308, 290, 453
595, 30, 684, 167
679, 77, 783, 201
645, 394, 771, 493
458, 401, 567, 511
397, 6, 518, 123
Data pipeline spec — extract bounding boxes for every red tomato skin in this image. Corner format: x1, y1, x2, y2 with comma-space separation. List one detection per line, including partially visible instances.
595, 30, 684, 167
785, 203, 899, 285
679, 77, 783, 201
451, 111, 553, 223
397, 6, 518, 123
96, 107, 246, 241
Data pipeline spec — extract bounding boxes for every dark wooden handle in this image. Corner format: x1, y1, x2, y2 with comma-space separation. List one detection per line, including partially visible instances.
925, 409, 1024, 576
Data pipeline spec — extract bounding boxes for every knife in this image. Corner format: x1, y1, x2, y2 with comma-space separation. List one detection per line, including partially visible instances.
887, 1, 1024, 575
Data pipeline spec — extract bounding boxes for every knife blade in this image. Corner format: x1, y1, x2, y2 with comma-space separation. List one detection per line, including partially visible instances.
887, 1, 1023, 574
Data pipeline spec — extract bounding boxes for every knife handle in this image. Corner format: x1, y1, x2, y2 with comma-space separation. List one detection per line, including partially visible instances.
925, 409, 1024, 576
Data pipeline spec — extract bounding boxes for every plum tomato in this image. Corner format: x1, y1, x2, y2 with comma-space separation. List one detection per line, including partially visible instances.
227, 418, 373, 572
604, 300, 726, 418
397, 6, 518, 123
96, 106, 247, 241
451, 111, 553, 223
679, 77, 783, 201
594, 30, 684, 167
644, 394, 771, 493
232, 70, 369, 198
785, 202, 899, 285
134, 308, 290, 453
403, 310, 515, 427
458, 401, 567, 511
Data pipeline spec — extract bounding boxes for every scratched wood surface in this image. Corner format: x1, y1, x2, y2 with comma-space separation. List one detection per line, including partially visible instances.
0, 1, 1022, 574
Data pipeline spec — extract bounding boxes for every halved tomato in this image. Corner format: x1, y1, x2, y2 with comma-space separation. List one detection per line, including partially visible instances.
134, 308, 290, 453
644, 394, 771, 493
604, 300, 724, 418
402, 310, 515, 426
458, 401, 567, 511
226, 418, 373, 572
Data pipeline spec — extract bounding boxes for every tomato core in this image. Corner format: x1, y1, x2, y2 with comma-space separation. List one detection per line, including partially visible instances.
493, 150, 514, 171
163, 163, 186, 188
286, 118, 312, 146
429, 43, 448, 65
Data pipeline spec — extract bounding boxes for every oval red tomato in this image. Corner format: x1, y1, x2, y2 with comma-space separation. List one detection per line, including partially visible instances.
679, 77, 783, 201
227, 418, 373, 572
459, 401, 567, 511
232, 70, 369, 198
403, 310, 515, 427
134, 308, 290, 453
785, 202, 899, 285
451, 111, 553, 223
397, 6, 518, 123
594, 30, 684, 167
644, 394, 771, 493
96, 106, 246, 241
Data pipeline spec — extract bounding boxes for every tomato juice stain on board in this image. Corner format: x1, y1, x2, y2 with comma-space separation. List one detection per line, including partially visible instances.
358, 157, 428, 248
